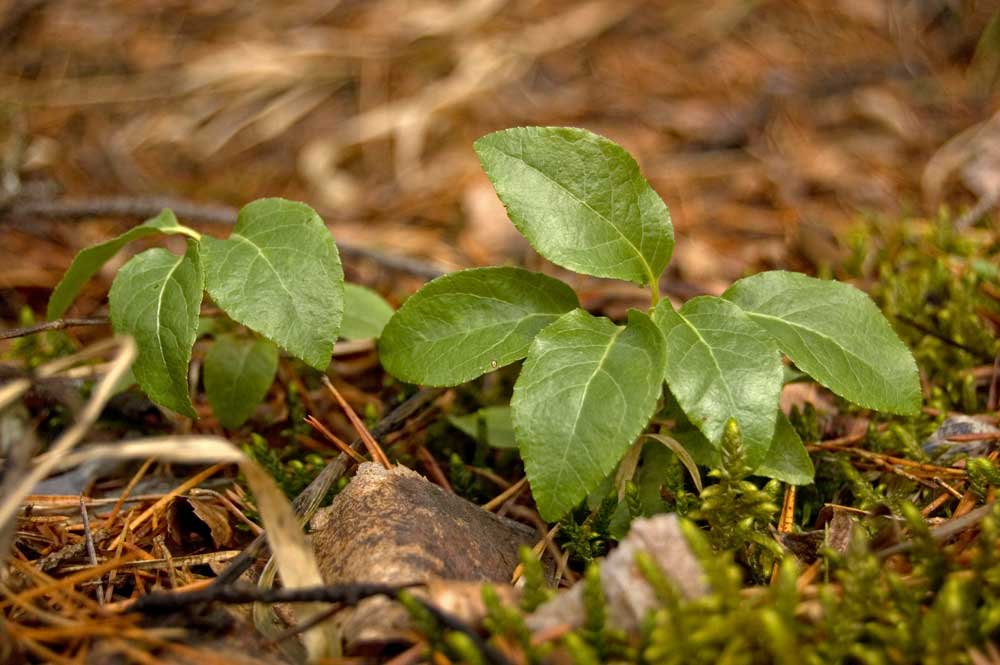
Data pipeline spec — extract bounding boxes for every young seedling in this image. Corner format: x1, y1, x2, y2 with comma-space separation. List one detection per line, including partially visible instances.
48, 198, 394, 428
378, 126, 921, 521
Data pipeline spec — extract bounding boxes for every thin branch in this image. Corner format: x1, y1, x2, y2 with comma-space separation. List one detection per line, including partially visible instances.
0, 317, 107, 341
129, 580, 513, 665
78, 496, 104, 605
877, 501, 996, 557
129, 581, 416, 614
896, 314, 992, 360
3, 195, 448, 279
7, 195, 235, 224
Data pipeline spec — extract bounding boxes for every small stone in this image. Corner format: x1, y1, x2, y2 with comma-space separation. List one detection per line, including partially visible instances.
526, 514, 706, 636
923, 415, 999, 460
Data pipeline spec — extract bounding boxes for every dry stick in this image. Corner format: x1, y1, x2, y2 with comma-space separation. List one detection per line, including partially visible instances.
265, 603, 346, 647
877, 501, 997, 558
78, 496, 104, 606
127, 581, 513, 665
2, 195, 448, 280
210, 387, 444, 588
0, 317, 107, 341
896, 314, 992, 360
808, 442, 966, 478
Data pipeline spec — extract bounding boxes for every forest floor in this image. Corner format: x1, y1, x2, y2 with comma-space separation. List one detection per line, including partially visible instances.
1, 1, 1000, 663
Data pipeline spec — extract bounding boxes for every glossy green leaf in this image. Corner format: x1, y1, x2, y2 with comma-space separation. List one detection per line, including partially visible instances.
340, 283, 394, 340
201, 198, 343, 370
474, 127, 673, 286
48, 209, 199, 320
513, 309, 666, 521
204, 334, 279, 429
653, 296, 783, 469
724, 271, 921, 415
109, 243, 204, 417
448, 406, 516, 449
379, 267, 579, 386
754, 411, 814, 485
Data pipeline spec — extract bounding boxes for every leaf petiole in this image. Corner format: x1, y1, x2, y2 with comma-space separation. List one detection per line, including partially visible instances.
649, 276, 661, 308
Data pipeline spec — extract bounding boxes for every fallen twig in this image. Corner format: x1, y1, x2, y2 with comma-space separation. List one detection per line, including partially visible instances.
128, 581, 514, 665
0, 317, 107, 341
877, 501, 997, 558
2, 194, 448, 279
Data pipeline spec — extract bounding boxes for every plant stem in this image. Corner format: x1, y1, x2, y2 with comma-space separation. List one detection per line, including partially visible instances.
649, 277, 661, 308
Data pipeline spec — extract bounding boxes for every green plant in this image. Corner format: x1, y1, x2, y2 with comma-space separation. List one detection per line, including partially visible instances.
378, 126, 921, 521
47, 198, 394, 427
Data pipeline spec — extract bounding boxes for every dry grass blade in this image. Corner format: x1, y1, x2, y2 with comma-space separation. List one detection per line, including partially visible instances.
642, 433, 704, 492
0, 336, 136, 538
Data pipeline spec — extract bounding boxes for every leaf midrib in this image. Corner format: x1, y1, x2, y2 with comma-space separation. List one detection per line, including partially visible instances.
484, 143, 655, 286
673, 312, 740, 434
555, 325, 624, 502
152, 252, 188, 398
744, 310, 886, 385
412, 312, 555, 343
228, 233, 304, 332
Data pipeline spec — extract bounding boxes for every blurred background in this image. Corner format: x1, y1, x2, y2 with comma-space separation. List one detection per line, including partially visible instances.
0, 0, 998, 321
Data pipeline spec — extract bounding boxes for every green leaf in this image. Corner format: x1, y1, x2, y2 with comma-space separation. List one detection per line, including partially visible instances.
109, 243, 204, 417
513, 309, 666, 521
48, 209, 200, 320
642, 433, 703, 492
340, 283, 394, 340
201, 199, 344, 370
668, 401, 814, 484
635, 441, 682, 513
652, 296, 783, 469
754, 411, 814, 485
378, 267, 579, 386
448, 405, 516, 449
474, 127, 673, 286
723, 271, 921, 415
204, 334, 279, 429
